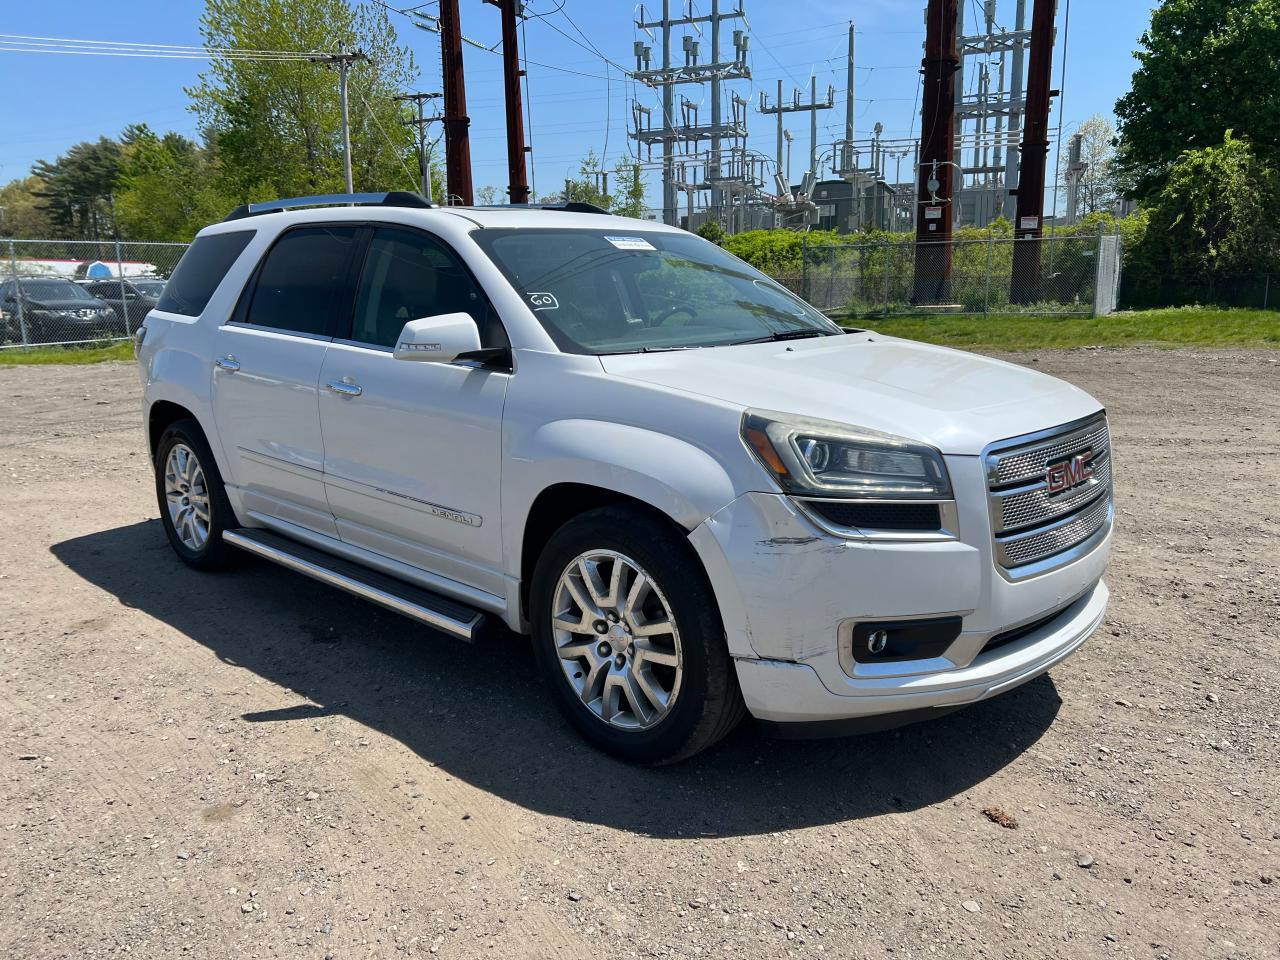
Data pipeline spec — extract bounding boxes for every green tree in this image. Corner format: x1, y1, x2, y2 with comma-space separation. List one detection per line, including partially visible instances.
113, 125, 248, 241
696, 220, 726, 244
1115, 0, 1280, 200
1137, 132, 1280, 279
561, 150, 610, 208
609, 161, 647, 218
189, 0, 418, 199
0, 177, 58, 238
31, 137, 124, 239
1059, 114, 1122, 217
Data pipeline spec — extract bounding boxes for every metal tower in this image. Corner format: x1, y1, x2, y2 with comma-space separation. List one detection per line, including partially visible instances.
630, 1, 752, 228
952, 0, 1031, 226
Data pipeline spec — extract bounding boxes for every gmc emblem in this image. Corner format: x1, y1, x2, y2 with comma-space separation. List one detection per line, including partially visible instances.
1046, 449, 1094, 495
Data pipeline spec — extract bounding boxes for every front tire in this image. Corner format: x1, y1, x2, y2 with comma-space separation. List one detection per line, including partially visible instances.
530, 506, 745, 764
153, 419, 238, 571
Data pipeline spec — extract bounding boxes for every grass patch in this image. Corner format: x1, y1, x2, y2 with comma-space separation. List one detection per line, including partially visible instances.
0, 341, 133, 365
841, 307, 1280, 350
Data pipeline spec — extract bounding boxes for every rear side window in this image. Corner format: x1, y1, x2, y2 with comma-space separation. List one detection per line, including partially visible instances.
157, 230, 254, 317
244, 226, 359, 337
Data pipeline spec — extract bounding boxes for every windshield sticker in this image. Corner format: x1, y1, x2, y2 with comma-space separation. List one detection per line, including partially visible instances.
527, 291, 559, 311
604, 235, 657, 251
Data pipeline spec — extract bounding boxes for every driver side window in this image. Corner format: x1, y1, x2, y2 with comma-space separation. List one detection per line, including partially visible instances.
350, 227, 498, 349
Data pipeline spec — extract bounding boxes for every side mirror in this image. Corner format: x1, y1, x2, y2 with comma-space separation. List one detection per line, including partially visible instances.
392, 312, 482, 363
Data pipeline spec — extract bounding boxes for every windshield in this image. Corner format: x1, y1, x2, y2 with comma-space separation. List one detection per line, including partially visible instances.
471, 228, 840, 354
18, 279, 97, 301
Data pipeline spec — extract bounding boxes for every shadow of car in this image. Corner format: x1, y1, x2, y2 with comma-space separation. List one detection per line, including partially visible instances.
51, 519, 1064, 838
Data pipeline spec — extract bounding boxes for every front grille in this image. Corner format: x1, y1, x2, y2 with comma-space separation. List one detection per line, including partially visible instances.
985, 414, 1113, 574
996, 454, 1111, 533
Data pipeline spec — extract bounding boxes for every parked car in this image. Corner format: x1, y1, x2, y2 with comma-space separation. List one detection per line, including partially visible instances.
0, 277, 117, 343
77, 277, 164, 329
136, 192, 1113, 764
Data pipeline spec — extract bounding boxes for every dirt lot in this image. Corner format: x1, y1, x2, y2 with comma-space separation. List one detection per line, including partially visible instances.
1, 349, 1276, 960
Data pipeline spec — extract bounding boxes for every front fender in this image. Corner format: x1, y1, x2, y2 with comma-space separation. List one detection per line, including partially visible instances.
518, 418, 740, 529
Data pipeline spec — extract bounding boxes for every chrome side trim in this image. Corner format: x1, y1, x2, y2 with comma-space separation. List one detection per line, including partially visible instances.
323, 471, 483, 527
223, 529, 484, 640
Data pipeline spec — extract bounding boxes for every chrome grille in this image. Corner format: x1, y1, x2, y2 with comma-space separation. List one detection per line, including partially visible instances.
997, 495, 1112, 567
987, 418, 1110, 487
985, 414, 1113, 575
996, 454, 1111, 532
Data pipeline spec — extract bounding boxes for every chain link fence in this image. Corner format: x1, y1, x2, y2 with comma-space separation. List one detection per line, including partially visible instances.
1, 231, 1133, 349
2, 239, 187, 348
773, 234, 1120, 318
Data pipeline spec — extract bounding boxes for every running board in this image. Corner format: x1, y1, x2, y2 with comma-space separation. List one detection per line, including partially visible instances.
222, 528, 487, 642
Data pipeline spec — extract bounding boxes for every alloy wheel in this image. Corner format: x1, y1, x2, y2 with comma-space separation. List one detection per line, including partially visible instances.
163, 443, 211, 551
551, 550, 683, 731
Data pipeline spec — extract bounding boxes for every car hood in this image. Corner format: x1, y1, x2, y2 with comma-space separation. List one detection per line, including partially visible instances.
599, 332, 1103, 455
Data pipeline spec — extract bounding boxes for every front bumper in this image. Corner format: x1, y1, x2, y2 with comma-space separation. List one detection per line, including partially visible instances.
737, 579, 1106, 728
687, 453, 1112, 728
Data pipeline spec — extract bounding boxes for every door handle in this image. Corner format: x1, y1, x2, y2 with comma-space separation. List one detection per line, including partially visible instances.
214, 355, 240, 372
325, 378, 363, 398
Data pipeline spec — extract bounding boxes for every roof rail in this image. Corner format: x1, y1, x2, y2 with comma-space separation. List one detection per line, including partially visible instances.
222, 191, 432, 222
457, 202, 611, 215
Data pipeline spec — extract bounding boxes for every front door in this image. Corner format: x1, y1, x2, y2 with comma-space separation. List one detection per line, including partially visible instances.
211, 224, 361, 537
318, 226, 511, 598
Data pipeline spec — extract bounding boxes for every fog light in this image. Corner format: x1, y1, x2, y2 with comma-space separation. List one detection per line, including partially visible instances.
844, 616, 964, 666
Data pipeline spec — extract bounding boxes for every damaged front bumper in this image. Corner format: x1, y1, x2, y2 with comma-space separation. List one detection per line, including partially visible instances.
687, 455, 1112, 731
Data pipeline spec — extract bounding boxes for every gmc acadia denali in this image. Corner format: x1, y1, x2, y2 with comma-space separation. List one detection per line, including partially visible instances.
136, 192, 1113, 763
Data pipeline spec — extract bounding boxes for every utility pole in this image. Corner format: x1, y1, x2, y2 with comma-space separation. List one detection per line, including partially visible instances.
1064, 131, 1085, 225
1011, 0, 1056, 304
311, 44, 368, 193
759, 79, 834, 181
913, 0, 960, 305
438, 0, 474, 204
1004, 0, 1028, 219
395, 92, 443, 201
486, 0, 530, 203
843, 22, 856, 173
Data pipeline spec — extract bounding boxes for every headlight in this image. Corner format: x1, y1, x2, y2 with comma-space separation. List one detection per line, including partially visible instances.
742, 409, 952, 500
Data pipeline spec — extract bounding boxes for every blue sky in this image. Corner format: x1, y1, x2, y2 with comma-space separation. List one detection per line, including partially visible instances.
0, 0, 1154, 207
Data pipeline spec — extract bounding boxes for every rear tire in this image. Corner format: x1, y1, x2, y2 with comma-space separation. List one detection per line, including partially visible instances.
153, 419, 238, 571
530, 506, 745, 764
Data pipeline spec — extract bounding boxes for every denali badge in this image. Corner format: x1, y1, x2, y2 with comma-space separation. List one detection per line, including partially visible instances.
1046, 449, 1094, 495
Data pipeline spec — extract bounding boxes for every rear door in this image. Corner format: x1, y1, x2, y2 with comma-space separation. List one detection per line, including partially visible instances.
210, 224, 361, 537
317, 225, 511, 597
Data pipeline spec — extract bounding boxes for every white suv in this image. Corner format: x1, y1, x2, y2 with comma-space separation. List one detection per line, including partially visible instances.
136, 192, 1113, 763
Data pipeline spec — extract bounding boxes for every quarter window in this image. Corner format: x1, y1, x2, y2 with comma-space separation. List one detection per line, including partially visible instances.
157, 230, 254, 317
244, 226, 359, 336
349, 227, 492, 349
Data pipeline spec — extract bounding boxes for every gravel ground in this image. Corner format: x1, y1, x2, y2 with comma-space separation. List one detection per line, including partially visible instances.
1, 349, 1276, 960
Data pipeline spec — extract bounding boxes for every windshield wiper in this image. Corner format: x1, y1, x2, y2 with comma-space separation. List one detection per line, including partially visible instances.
728, 329, 831, 346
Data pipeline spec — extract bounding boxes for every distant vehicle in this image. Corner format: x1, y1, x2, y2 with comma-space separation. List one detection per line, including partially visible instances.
0, 277, 116, 343
137, 191, 1113, 763
77, 278, 164, 328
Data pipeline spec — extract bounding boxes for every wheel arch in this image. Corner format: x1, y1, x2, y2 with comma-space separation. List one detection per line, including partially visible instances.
147, 399, 200, 459
506, 418, 743, 626
518, 483, 694, 621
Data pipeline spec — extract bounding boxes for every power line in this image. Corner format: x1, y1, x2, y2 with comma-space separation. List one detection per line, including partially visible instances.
0, 33, 323, 61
